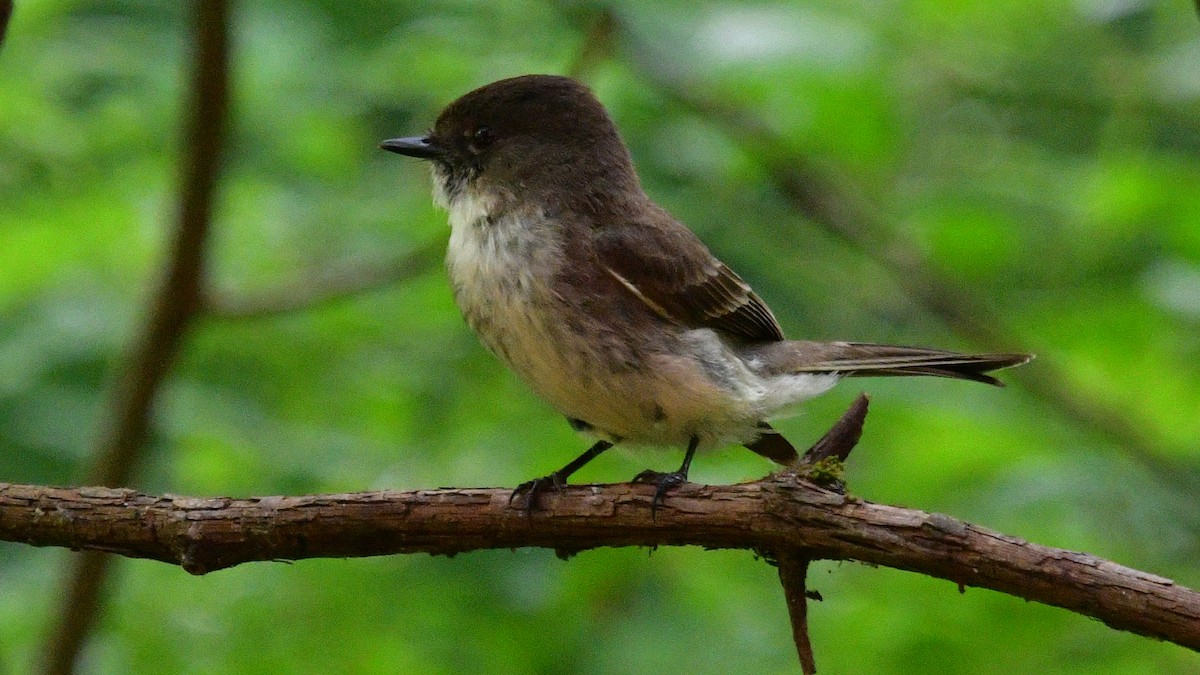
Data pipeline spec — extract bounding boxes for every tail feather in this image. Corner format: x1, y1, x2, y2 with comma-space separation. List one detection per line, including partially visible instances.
744, 422, 799, 464
744, 341, 1033, 387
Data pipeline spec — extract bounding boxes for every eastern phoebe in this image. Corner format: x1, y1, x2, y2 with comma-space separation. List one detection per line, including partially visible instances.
381, 74, 1030, 512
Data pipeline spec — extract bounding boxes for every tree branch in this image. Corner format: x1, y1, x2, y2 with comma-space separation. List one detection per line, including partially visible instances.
3, 478, 1197, 651
40, 2, 231, 672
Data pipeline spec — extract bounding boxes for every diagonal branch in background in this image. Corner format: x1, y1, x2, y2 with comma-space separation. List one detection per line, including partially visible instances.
204, 243, 442, 321
39, 2, 232, 673
564, 6, 617, 80
3, 478, 1197, 652
645, 77, 1198, 487
572, 8, 1199, 489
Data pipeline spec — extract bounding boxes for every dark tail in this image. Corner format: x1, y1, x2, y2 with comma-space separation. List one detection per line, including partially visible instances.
747, 341, 1033, 387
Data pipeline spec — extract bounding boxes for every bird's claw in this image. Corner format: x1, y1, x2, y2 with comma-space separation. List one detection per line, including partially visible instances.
509, 473, 566, 519
631, 469, 688, 519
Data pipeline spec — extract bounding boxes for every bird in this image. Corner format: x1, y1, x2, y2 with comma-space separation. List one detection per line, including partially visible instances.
380, 74, 1031, 514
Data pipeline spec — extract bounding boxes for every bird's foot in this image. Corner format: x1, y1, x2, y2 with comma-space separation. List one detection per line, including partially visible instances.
509, 472, 567, 519
508, 439, 616, 520
631, 469, 688, 519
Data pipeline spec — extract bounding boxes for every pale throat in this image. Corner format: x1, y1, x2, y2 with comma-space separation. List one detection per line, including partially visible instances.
434, 168, 562, 310
431, 165, 493, 227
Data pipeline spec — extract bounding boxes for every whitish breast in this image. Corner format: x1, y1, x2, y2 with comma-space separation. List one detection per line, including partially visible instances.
444, 200, 579, 397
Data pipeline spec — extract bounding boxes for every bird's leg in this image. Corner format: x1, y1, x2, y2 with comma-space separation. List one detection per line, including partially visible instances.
632, 435, 699, 518
510, 439, 613, 517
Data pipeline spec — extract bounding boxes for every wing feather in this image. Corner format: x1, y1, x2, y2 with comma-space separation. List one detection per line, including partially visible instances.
594, 216, 784, 343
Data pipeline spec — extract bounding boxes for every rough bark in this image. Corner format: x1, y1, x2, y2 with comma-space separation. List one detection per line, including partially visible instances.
3, 477, 1196, 652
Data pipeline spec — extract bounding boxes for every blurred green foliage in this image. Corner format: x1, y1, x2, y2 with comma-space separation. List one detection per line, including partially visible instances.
2, 0, 1200, 672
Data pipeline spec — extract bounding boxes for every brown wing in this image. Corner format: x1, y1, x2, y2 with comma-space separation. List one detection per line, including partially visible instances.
593, 215, 784, 343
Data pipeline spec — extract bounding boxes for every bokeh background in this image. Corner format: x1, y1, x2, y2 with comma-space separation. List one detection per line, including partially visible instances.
3, 0, 1200, 672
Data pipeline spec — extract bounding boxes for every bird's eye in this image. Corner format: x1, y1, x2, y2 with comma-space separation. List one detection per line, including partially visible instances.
469, 126, 494, 153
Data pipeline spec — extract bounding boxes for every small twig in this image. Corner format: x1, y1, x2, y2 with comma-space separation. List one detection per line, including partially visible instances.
801, 393, 869, 466
781, 394, 866, 671
777, 550, 818, 674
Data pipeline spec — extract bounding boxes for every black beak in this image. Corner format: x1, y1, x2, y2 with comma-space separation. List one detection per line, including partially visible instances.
380, 136, 444, 159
